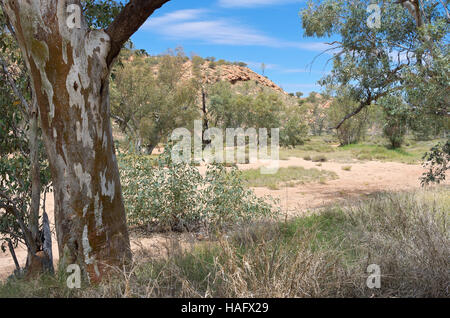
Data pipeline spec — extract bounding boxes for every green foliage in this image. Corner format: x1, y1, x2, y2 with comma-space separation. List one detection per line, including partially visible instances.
0, 9, 51, 255
379, 94, 409, 148
421, 140, 450, 186
208, 82, 238, 128
280, 111, 308, 148
208, 82, 290, 136
247, 92, 283, 131
278, 135, 442, 164
191, 55, 205, 72
110, 49, 198, 154
409, 113, 447, 141
301, 0, 448, 154
208, 61, 216, 69
119, 147, 276, 232
301, 92, 329, 136
81, 0, 124, 29
328, 91, 368, 145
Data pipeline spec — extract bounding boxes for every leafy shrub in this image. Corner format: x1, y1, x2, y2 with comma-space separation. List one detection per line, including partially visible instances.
357, 153, 372, 160
208, 61, 216, 69
421, 140, 450, 186
280, 113, 308, 148
119, 148, 276, 232
235, 62, 247, 67
312, 155, 327, 162
379, 94, 409, 148
329, 93, 369, 145
191, 55, 204, 67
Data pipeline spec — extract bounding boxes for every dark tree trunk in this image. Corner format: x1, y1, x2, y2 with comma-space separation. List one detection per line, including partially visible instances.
201, 87, 211, 149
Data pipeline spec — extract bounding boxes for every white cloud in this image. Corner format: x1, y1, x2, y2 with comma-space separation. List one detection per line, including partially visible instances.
144, 9, 207, 27
144, 10, 327, 52
151, 19, 276, 46
219, 0, 303, 8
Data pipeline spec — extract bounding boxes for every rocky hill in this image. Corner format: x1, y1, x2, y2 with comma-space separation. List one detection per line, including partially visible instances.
127, 53, 299, 107
178, 60, 287, 95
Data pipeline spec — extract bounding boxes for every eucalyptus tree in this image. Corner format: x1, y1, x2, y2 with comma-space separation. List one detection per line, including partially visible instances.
0, 0, 171, 282
301, 0, 449, 129
110, 50, 198, 154
301, 0, 449, 179
0, 7, 53, 276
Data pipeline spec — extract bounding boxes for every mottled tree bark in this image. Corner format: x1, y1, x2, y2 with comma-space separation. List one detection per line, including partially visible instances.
1, 0, 170, 282
0, 49, 52, 275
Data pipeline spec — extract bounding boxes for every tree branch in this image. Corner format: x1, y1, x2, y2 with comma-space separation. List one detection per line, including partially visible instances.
334, 86, 405, 130
0, 192, 36, 254
335, 62, 407, 130
105, 0, 171, 66
7, 238, 20, 271
396, 0, 423, 27
335, 94, 372, 130
0, 55, 30, 117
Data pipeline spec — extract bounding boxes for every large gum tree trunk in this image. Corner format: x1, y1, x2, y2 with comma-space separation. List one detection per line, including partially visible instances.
2, 0, 131, 282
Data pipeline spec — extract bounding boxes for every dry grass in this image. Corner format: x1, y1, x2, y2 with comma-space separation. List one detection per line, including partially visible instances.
1, 187, 448, 298
279, 136, 446, 164
343, 187, 450, 297
240, 166, 338, 190
312, 155, 328, 162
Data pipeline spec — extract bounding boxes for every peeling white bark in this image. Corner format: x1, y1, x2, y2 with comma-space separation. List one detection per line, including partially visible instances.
100, 168, 115, 203
82, 225, 95, 265
73, 163, 92, 198
2, 0, 131, 282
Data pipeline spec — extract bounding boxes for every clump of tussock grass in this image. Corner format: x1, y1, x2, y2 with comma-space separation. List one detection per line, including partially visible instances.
1, 187, 448, 298
343, 187, 450, 297
241, 166, 337, 189
312, 155, 327, 162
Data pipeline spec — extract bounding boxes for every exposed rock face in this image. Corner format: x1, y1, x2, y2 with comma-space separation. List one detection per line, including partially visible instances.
195, 63, 286, 94
149, 59, 287, 95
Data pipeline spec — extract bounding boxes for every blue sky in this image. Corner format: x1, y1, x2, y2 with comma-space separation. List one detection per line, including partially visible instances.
130, 0, 333, 95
